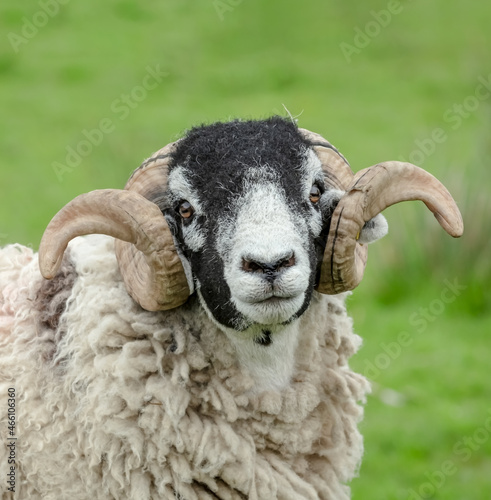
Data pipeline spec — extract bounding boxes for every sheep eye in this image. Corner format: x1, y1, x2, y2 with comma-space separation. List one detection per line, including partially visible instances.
178, 201, 194, 219
309, 185, 321, 204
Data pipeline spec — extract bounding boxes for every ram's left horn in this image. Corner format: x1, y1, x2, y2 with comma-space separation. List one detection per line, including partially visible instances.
317, 162, 464, 295
39, 189, 190, 311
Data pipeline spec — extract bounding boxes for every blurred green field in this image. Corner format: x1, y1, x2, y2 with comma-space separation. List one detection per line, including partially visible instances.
1, 0, 490, 498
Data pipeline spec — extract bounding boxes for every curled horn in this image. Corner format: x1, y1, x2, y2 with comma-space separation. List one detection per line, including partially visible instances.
299, 129, 464, 295
114, 142, 191, 310
39, 142, 190, 311
298, 128, 368, 294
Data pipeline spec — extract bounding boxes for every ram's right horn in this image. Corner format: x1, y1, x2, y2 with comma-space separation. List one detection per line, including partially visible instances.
316, 162, 464, 295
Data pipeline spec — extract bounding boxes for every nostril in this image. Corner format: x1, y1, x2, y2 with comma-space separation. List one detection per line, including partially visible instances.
242, 259, 264, 273
241, 253, 296, 275
278, 254, 296, 270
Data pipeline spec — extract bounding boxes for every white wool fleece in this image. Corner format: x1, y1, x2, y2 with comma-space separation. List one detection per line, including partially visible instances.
0, 235, 369, 500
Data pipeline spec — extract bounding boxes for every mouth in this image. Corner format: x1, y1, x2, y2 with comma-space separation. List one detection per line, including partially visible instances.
247, 293, 296, 305
232, 292, 305, 326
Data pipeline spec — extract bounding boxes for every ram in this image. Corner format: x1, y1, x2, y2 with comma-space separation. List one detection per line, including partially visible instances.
0, 117, 462, 499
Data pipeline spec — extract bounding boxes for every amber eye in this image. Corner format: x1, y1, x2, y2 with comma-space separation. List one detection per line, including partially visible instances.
179, 201, 194, 219
309, 185, 321, 204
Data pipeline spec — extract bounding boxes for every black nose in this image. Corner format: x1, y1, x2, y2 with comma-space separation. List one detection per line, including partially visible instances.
242, 253, 296, 281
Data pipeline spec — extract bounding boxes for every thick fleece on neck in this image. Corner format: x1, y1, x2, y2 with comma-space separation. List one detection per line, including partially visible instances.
0, 235, 369, 500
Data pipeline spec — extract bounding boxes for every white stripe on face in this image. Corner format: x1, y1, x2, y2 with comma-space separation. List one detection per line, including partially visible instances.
217, 182, 311, 325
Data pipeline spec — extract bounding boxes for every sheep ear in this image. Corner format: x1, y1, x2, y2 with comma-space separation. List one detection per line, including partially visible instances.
357, 214, 388, 245
319, 188, 389, 245
317, 162, 464, 295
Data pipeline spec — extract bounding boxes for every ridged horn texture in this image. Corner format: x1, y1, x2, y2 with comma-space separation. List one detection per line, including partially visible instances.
299, 129, 464, 295
298, 128, 354, 190
298, 128, 369, 295
114, 141, 190, 311
39, 141, 190, 311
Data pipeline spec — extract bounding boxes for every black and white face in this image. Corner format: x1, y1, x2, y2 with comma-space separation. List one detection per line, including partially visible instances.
163, 118, 335, 335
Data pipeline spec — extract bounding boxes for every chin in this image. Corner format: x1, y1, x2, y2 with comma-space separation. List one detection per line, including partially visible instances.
232, 293, 305, 326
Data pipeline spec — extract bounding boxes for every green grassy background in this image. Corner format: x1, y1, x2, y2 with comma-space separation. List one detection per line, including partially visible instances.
1, 0, 490, 497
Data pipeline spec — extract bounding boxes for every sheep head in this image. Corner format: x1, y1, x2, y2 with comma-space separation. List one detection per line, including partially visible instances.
39, 118, 463, 333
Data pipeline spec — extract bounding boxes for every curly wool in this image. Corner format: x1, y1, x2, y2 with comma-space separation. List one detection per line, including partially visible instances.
0, 235, 370, 500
